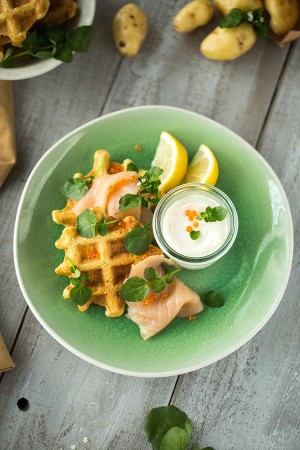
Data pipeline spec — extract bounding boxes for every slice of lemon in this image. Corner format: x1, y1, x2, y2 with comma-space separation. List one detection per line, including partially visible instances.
151, 131, 188, 193
183, 144, 219, 186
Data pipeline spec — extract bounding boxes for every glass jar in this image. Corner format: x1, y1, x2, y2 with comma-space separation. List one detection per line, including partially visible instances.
153, 183, 238, 269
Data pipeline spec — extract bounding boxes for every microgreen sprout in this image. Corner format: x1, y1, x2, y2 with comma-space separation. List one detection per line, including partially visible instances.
67, 258, 92, 306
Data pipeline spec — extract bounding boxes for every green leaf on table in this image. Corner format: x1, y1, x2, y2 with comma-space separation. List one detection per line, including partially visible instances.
144, 406, 192, 450
124, 225, 152, 255
160, 426, 191, 450
202, 291, 225, 308
76, 209, 97, 238
119, 277, 149, 302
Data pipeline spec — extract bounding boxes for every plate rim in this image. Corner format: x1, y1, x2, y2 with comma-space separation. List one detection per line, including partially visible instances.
13, 105, 294, 377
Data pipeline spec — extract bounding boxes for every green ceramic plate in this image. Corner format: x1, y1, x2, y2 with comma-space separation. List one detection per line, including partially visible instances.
14, 106, 293, 377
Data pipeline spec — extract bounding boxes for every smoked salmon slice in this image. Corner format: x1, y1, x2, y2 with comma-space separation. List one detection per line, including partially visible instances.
125, 255, 203, 339
72, 171, 140, 220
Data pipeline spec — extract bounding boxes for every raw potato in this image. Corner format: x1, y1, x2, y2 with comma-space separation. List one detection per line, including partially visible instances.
113, 3, 147, 57
173, 0, 214, 32
214, 0, 263, 15
264, 0, 299, 35
200, 23, 256, 60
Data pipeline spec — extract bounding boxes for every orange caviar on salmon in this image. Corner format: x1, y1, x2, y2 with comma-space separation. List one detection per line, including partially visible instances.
108, 162, 124, 174
188, 314, 196, 320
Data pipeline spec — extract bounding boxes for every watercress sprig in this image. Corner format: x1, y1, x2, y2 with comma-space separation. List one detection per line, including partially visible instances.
76, 209, 119, 238
64, 176, 94, 201
197, 206, 228, 223
68, 258, 92, 305
119, 166, 163, 212
220, 8, 268, 37
119, 263, 181, 302
124, 223, 152, 255
1, 24, 93, 67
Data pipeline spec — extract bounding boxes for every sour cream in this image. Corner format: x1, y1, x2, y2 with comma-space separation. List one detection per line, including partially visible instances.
153, 183, 238, 270
162, 194, 230, 257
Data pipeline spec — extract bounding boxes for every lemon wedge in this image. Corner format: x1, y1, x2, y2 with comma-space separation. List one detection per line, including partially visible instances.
151, 131, 188, 193
183, 144, 219, 186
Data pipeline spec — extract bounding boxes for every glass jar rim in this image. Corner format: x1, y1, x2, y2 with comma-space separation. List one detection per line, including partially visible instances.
152, 183, 239, 264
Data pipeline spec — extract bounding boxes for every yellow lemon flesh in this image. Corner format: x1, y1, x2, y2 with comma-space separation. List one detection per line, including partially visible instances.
183, 144, 219, 186
151, 131, 188, 193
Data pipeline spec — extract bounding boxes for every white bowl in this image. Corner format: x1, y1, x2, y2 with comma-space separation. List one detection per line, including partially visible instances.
0, 0, 96, 80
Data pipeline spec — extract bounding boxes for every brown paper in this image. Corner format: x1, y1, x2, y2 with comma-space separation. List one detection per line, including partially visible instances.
0, 333, 15, 373
0, 80, 16, 188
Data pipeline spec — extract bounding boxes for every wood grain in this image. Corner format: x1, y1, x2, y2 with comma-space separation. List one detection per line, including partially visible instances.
0, 0, 299, 448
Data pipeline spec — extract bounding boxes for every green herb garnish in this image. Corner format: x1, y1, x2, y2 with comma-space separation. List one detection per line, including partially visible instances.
197, 206, 228, 223
64, 176, 94, 201
124, 223, 152, 255
119, 166, 163, 212
76, 209, 98, 238
126, 162, 139, 172
145, 405, 216, 450
220, 8, 268, 37
119, 264, 181, 302
1, 24, 93, 67
202, 291, 225, 308
97, 218, 119, 236
190, 230, 200, 240
68, 259, 92, 306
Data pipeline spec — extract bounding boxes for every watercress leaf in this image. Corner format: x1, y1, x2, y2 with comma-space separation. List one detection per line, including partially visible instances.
22, 29, 49, 52
165, 274, 174, 284
70, 277, 80, 287
34, 50, 53, 59
160, 426, 191, 450
76, 209, 97, 238
220, 8, 248, 28
97, 220, 109, 236
151, 278, 166, 293
119, 277, 149, 302
124, 226, 152, 255
73, 268, 81, 278
147, 166, 163, 182
202, 291, 225, 308
211, 206, 227, 221
54, 42, 73, 62
161, 262, 176, 275
119, 193, 142, 212
144, 406, 192, 450
144, 267, 158, 281
70, 285, 92, 305
66, 26, 93, 52
45, 24, 66, 44
190, 230, 200, 240
64, 177, 88, 200
78, 273, 88, 284
2, 47, 15, 61
126, 162, 138, 172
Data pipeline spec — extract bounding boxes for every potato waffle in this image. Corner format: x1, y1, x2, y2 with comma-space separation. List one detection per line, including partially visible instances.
55, 220, 162, 317
0, 0, 50, 47
39, 0, 77, 26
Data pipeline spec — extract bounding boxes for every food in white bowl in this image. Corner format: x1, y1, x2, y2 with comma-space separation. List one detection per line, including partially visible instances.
0, 0, 96, 80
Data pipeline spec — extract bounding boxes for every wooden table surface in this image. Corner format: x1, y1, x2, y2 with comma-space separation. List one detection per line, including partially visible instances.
0, 1, 299, 449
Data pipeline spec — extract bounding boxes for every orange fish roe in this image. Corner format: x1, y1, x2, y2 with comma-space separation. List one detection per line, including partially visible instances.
143, 294, 157, 305
129, 175, 137, 182
161, 292, 169, 299
85, 247, 99, 260
188, 314, 196, 320
186, 226, 193, 232
108, 162, 124, 174
193, 221, 199, 228
185, 209, 198, 221
134, 144, 142, 151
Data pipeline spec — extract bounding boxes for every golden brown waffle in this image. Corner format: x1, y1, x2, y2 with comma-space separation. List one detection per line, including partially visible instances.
0, 0, 50, 47
52, 150, 110, 227
39, 0, 77, 26
55, 218, 162, 317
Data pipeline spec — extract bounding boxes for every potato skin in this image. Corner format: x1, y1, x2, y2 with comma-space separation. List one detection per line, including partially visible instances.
200, 23, 256, 60
113, 3, 147, 57
173, 0, 214, 32
264, 0, 299, 35
214, 0, 263, 15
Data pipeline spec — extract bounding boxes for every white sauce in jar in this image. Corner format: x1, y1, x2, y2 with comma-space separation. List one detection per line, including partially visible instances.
162, 193, 230, 257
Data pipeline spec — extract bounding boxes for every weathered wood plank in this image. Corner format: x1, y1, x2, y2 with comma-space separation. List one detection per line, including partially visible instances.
171, 40, 300, 450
